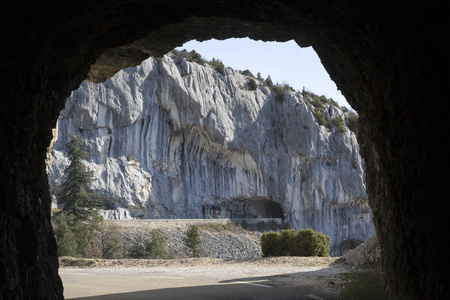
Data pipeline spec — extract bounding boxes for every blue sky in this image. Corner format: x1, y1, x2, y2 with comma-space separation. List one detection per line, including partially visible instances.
177, 38, 350, 109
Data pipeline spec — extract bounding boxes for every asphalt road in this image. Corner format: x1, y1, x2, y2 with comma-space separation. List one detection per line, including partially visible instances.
59, 267, 338, 300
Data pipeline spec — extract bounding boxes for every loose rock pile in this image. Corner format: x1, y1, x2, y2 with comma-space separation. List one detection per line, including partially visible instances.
342, 235, 380, 266
121, 226, 263, 260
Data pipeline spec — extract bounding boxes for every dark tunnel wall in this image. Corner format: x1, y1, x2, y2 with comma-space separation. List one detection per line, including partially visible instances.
1, 1, 449, 299
215, 197, 284, 219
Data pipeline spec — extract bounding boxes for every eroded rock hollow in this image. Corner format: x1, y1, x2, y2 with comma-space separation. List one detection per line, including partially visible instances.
1, 1, 448, 299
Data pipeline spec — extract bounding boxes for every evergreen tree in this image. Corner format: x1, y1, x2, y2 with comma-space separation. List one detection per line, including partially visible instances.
58, 134, 99, 220
257, 72, 263, 81
185, 225, 201, 257
264, 75, 273, 88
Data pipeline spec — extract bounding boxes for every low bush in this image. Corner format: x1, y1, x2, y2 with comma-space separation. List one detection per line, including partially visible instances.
313, 107, 327, 126
146, 230, 173, 259
247, 78, 258, 91
271, 83, 294, 102
319, 95, 330, 104
261, 228, 330, 257
128, 232, 148, 258
241, 69, 255, 78
82, 222, 124, 259
310, 97, 325, 109
187, 50, 206, 65
346, 111, 358, 133
53, 214, 77, 257
127, 230, 173, 259
209, 58, 225, 74
261, 231, 282, 257
327, 117, 346, 134
53, 213, 102, 257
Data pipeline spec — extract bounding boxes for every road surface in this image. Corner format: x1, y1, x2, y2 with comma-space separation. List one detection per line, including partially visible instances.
59, 260, 343, 299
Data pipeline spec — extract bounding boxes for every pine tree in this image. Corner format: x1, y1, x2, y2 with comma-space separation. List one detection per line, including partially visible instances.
185, 225, 201, 257
264, 75, 273, 88
58, 134, 99, 220
257, 72, 263, 81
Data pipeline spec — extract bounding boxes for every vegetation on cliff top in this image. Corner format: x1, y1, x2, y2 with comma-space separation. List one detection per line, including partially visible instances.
171, 49, 358, 133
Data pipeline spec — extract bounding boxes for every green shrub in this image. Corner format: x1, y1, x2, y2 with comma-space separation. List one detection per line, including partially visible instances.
52, 213, 101, 257
310, 97, 324, 109
128, 232, 148, 258
146, 230, 173, 259
247, 78, 258, 91
319, 95, 330, 104
329, 98, 342, 110
261, 228, 330, 257
187, 50, 206, 65
128, 230, 172, 259
100, 223, 124, 259
209, 58, 225, 74
185, 225, 201, 257
347, 111, 358, 133
313, 107, 327, 126
84, 242, 102, 258
261, 231, 282, 257
53, 214, 77, 257
83, 222, 124, 259
102, 235, 123, 259
241, 69, 255, 78
330, 117, 346, 134
171, 49, 191, 63
281, 228, 301, 256
297, 228, 330, 257
71, 220, 95, 256
271, 83, 293, 102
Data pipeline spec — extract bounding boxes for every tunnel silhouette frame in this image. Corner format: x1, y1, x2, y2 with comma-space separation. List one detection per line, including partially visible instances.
0, 2, 448, 299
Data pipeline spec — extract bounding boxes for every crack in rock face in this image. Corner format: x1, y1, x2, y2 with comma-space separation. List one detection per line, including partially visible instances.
1, 2, 448, 299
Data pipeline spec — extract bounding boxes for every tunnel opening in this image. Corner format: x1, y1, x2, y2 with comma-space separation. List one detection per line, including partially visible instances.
45, 37, 376, 279
47, 38, 371, 244
202, 196, 284, 219
1, 2, 447, 299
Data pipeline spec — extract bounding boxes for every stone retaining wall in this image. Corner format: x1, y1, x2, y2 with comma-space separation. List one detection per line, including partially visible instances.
110, 218, 283, 230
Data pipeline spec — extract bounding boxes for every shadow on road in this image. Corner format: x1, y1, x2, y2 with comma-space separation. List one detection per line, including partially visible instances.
64, 267, 342, 300
67, 282, 334, 300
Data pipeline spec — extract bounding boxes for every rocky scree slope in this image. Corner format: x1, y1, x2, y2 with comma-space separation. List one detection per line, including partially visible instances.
47, 51, 375, 255
123, 226, 263, 260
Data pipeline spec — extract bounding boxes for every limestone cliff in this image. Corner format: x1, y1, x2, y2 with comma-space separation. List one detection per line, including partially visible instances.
47, 51, 375, 254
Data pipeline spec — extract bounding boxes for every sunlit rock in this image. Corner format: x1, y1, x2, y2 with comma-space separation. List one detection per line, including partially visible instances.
48, 52, 375, 254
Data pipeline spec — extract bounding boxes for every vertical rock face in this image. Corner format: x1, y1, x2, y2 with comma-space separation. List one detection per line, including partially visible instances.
48, 52, 375, 254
